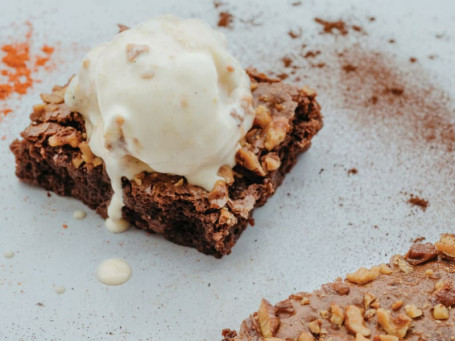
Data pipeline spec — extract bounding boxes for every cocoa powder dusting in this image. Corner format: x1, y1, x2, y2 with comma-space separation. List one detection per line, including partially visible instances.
408, 195, 429, 211
314, 18, 348, 35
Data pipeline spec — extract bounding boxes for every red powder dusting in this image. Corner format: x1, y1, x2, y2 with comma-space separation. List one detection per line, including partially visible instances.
0, 22, 55, 117
408, 195, 429, 211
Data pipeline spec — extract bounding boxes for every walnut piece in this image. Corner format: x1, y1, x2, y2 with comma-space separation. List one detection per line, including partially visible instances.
346, 266, 380, 285
379, 263, 392, 275
40, 92, 64, 104
258, 299, 279, 338
433, 304, 449, 320
391, 300, 403, 311
208, 180, 229, 209
262, 153, 281, 171
79, 142, 103, 167
363, 293, 376, 309
392, 255, 414, 274
376, 308, 411, 337
308, 319, 321, 334
356, 334, 369, 341
405, 242, 438, 265
330, 303, 344, 326
435, 234, 455, 258
218, 165, 234, 185
298, 332, 315, 341
374, 336, 399, 341
236, 148, 266, 176
253, 105, 272, 128
345, 305, 371, 336
48, 130, 81, 148
218, 207, 237, 226
404, 304, 423, 319
264, 117, 289, 151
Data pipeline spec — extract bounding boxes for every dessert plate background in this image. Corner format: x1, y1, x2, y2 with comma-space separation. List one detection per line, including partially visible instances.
0, 0, 454, 339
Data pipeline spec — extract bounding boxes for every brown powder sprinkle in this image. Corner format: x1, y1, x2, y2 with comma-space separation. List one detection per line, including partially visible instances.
288, 28, 303, 39
218, 11, 233, 28
342, 64, 357, 73
408, 195, 429, 211
347, 168, 358, 175
314, 18, 348, 35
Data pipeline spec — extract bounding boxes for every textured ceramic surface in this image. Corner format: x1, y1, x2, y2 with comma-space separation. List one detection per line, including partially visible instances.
0, 0, 454, 339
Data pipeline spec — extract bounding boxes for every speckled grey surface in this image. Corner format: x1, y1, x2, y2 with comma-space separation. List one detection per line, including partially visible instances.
0, 0, 454, 340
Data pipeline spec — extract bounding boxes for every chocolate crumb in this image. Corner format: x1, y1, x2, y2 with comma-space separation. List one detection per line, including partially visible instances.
282, 57, 293, 67
288, 28, 302, 39
409, 57, 417, 63
292, 1, 301, 6
303, 50, 321, 59
368, 17, 376, 22
347, 168, 358, 175
218, 11, 233, 28
408, 195, 429, 211
388, 39, 396, 44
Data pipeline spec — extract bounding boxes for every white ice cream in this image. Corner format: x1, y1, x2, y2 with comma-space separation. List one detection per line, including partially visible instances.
65, 16, 254, 232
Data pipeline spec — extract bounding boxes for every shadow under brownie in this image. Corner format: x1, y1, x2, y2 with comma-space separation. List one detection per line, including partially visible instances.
10, 70, 323, 257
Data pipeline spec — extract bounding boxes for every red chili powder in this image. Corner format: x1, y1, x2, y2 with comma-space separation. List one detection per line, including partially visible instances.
0, 22, 55, 117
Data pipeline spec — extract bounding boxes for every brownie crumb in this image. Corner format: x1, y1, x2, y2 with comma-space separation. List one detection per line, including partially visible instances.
408, 195, 429, 211
347, 168, 358, 175
388, 39, 396, 44
303, 50, 321, 58
282, 57, 293, 67
409, 57, 417, 63
314, 18, 348, 35
218, 11, 233, 28
413, 236, 426, 243
288, 28, 302, 39
291, 1, 301, 6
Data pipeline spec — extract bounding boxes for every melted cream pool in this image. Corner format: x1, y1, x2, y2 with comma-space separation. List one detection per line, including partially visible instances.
97, 258, 132, 286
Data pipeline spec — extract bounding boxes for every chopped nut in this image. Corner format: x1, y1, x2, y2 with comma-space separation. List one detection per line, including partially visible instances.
433, 304, 449, 320
301, 85, 317, 97
253, 105, 272, 128
48, 130, 81, 148
379, 263, 392, 275
356, 334, 370, 341
218, 207, 237, 226
264, 117, 289, 151
174, 178, 184, 187
208, 180, 229, 209
258, 299, 279, 338
218, 165, 234, 185
346, 266, 380, 285
32, 103, 46, 115
236, 148, 266, 176
298, 332, 315, 341
308, 319, 321, 334
263, 153, 281, 171
72, 156, 84, 169
332, 281, 350, 295
376, 308, 411, 337
319, 309, 329, 319
435, 234, 455, 258
405, 242, 438, 265
404, 304, 423, 319
391, 300, 403, 311
364, 309, 376, 320
300, 297, 310, 305
373, 336, 399, 341
40, 93, 64, 104
132, 173, 145, 186
363, 293, 376, 309
250, 81, 258, 91
392, 255, 414, 274
330, 303, 344, 326
370, 300, 381, 309
345, 305, 371, 336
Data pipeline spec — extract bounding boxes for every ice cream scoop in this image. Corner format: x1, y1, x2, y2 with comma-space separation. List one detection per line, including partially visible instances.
65, 15, 254, 232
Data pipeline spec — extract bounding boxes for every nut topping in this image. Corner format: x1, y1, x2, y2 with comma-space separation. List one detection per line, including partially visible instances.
346, 266, 380, 285
330, 303, 344, 326
376, 308, 411, 337
235, 148, 266, 176
345, 305, 371, 336
258, 299, 279, 338
208, 180, 229, 209
433, 304, 449, 320
298, 332, 315, 341
373, 336, 399, 341
218, 165, 234, 185
405, 242, 438, 265
392, 255, 414, 274
308, 319, 321, 334
263, 153, 281, 171
253, 105, 272, 128
404, 304, 423, 319
264, 117, 289, 151
435, 234, 455, 258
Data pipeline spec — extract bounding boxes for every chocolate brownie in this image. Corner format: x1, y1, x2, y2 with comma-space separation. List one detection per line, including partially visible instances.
222, 234, 455, 339
10, 70, 323, 257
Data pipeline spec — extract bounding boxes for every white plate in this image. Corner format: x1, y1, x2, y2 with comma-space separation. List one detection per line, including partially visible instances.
0, 0, 454, 340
